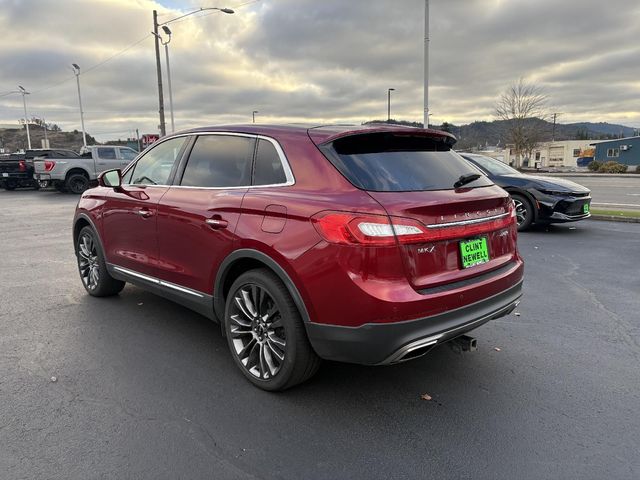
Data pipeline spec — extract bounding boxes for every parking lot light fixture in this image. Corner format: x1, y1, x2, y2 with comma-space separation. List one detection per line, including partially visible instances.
71, 64, 87, 148
18, 86, 31, 149
252, 110, 258, 123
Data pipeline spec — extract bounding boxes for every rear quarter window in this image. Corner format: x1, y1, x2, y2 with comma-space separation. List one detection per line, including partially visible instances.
253, 139, 288, 186
321, 133, 493, 192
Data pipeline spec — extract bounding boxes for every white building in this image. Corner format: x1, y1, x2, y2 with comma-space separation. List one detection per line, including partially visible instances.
502, 140, 596, 168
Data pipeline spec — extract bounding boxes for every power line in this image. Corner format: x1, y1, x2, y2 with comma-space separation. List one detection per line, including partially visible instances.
82, 34, 152, 75
25, 33, 152, 96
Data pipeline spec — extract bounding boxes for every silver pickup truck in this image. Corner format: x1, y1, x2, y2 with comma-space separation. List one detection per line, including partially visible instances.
33, 145, 138, 193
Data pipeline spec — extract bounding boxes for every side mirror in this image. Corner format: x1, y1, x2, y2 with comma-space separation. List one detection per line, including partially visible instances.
99, 169, 122, 189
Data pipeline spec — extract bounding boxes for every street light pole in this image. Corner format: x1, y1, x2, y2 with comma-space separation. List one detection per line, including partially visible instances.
18, 86, 31, 149
71, 64, 87, 147
387, 88, 395, 122
153, 6, 235, 137
423, 0, 430, 128
153, 10, 166, 137
252, 110, 258, 123
154, 25, 175, 133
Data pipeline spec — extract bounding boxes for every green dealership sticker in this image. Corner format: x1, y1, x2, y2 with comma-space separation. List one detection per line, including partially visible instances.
583, 203, 590, 214
460, 237, 490, 268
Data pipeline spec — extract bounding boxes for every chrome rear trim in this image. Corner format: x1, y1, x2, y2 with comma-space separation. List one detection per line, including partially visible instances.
427, 212, 509, 229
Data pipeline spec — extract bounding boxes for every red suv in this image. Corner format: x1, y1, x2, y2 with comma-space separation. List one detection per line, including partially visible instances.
73, 125, 523, 390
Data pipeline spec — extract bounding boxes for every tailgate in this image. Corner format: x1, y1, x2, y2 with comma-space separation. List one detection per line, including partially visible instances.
368, 187, 517, 291
315, 129, 518, 292
33, 160, 47, 174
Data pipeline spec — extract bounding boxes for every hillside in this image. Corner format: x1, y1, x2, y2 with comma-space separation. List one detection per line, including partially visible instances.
0, 126, 96, 153
365, 119, 637, 150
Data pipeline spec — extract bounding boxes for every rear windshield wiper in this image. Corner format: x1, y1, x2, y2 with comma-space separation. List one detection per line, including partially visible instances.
454, 173, 481, 188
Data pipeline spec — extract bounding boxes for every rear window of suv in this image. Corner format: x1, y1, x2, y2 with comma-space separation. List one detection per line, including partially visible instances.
322, 132, 493, 192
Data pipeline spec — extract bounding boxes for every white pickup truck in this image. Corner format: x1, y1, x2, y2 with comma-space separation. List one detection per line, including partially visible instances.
33, 145, 138, 193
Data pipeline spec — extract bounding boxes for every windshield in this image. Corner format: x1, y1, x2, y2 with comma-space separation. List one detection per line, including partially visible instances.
464, 154, 520, 176
120, 148, 137, 161
323, 133, 493, 192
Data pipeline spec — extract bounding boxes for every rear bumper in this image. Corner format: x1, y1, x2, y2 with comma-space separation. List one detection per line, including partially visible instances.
0, 172, 30, 180
306, 280, 523, 365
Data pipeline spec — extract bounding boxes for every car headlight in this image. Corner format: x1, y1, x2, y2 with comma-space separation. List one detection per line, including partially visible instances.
536, 188, 573, 197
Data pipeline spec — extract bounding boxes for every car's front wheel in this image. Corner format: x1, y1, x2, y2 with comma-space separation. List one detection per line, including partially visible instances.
76, 226, 125, 297
511, 193, 534, 231
224, 269, 320, 391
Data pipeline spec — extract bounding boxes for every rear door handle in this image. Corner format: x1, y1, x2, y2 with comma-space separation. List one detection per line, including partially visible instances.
205, 218, 228, 229
136, 208, 154, 218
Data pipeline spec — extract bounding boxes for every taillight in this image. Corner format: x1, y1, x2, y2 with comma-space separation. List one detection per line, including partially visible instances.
311, 212, 429, 246
18, 160, 26, 172
44, 160, 55, 172
312, 207, 516, 246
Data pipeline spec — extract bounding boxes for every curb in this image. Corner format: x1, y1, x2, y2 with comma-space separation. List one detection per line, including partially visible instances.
589, 215, 640, 223
534, 173, 640, 178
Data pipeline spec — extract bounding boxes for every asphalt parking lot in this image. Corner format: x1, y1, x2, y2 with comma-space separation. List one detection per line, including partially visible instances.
1, 190, 639, 480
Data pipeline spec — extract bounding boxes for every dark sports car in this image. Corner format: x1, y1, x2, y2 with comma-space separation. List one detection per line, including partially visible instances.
460, 153, 591, 231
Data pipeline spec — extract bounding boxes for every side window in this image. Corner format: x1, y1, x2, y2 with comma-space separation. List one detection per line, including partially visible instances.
253, 139, 287, 185
122, 166, 134, 184
119, 148, 137, 161
97, 147, 117, 160
127, 137, 187, 185
181, 135, 254, 188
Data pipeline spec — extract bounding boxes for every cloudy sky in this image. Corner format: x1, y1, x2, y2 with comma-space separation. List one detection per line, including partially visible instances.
1, 0, 639, 141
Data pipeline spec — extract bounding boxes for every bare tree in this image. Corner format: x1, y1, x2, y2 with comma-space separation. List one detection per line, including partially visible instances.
495, 79, 548, 167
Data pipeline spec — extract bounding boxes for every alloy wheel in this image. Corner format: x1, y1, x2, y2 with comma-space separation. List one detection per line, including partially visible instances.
228, 284, 286, 380
513, 198, 527, 226
78, 233, 100, 290
70, 177, 88, 194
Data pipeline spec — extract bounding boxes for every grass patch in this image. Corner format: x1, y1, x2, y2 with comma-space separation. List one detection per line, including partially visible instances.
591, 209, 640, 218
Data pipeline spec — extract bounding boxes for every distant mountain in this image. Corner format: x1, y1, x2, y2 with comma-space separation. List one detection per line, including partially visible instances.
364, 119, 638, 150
565, 122, 636, 138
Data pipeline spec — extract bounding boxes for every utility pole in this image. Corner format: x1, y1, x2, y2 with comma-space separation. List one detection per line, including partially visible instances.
153, 10, 167, 136
423, 0, 429, 128
252, 110, 259, 123
387, 88, 395, 122
136, 128, 141, 152
42, 117, 48, 148
551, 112, 561, 142
18, 86, 31, 149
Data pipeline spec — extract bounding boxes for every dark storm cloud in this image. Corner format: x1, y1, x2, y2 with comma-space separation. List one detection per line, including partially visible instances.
0, 0, 638, 141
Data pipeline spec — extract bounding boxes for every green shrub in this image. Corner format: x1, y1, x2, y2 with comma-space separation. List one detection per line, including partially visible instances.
587, 160, 602, 171
598, 161, 628, 173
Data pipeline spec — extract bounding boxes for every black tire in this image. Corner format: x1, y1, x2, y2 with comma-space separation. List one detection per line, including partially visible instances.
4, 181, 16, 191
76, 226, 125, 297
224, 269, 320, 391
66, 172, 90, 194
36, 180, 49, 189
511, 193, 534, 231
